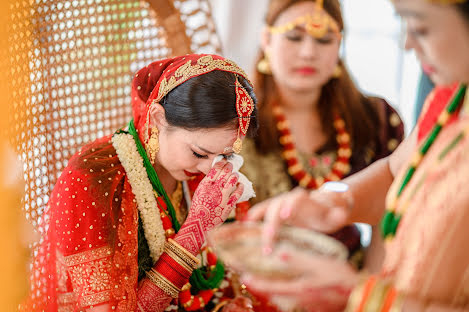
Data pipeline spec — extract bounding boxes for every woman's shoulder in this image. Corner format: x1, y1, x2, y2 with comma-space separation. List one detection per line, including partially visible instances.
363, 96, 405, 156
52, 133, 124, 198
366, 96, 403, 129
64, 134, 121, 172
367, 96, 402, 123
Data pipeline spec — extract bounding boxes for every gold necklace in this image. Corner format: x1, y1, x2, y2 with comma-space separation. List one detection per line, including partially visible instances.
169, 181, 183, 210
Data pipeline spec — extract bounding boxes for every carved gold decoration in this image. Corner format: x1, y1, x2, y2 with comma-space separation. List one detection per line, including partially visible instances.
156, 55, 250, 102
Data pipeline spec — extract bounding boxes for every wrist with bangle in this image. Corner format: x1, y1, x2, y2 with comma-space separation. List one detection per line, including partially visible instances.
145, 238, 200, 298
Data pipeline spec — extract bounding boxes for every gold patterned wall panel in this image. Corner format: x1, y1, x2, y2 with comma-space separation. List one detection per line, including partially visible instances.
8, 0, 221, 228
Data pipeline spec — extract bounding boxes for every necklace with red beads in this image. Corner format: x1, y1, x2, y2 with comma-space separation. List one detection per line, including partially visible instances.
273, 103, 352, 189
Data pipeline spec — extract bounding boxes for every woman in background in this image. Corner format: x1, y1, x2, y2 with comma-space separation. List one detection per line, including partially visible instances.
247, 0, 469, 310
241, 0, 404, 268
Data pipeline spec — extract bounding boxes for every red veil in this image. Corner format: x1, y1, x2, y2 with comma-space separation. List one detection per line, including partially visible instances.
21, 54, 251, 311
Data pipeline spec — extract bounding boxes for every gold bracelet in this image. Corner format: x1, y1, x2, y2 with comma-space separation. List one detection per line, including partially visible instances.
164, 247, 194, 273
165, 239, 200, 269
145, 268, 180, 298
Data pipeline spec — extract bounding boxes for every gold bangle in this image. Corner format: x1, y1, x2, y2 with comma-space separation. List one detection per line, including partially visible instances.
212, 301, 229, 312
165, 248, 194, 273
165, 239, 200, 269
145, 269, 180, 298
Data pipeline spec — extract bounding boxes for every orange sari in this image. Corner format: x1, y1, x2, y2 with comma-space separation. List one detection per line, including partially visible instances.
383, 85, 469, 306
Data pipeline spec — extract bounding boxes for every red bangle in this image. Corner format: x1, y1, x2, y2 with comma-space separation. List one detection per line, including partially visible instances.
153, 253, 191, 289
159, 252, 192, 279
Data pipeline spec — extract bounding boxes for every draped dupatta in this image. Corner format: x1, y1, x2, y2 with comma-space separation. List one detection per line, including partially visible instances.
22, 54, 252, 311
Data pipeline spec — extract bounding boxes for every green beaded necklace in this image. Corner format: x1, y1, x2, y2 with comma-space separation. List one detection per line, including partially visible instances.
127, 119, 181, 231
381, 85, 467, 239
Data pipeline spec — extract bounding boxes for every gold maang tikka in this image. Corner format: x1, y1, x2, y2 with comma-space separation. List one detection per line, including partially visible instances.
233, 77, 254, 153
268, 0, 341, 40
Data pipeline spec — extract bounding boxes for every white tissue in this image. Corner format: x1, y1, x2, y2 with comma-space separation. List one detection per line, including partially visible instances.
212, 154, 255, 203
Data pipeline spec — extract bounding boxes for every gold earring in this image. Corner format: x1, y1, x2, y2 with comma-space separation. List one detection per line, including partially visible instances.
257, 52, 272, 75
333, 64, 342, 78
147, 127, 160, 164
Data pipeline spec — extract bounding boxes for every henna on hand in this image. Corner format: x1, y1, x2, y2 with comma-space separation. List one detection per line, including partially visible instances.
175, 162, 243, 254
137, 278, 173, 312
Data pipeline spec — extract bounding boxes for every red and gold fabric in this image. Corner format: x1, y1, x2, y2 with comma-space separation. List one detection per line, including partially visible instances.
21, 54, 254, 311
131, 54, 252, 152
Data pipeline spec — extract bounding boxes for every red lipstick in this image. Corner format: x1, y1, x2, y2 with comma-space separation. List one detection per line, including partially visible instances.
184, 170, 199, 177
296, 67, 316, 75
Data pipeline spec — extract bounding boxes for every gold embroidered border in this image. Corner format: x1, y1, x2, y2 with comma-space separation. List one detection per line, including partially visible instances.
58, 292, 77, 312
58, 291, 77, 305
65, 246, 113, 308
166, 239, 200, 269
64, 246, 112, 266
58, 304, 75, 312
146, 269, 180, 298
82, 290, 112, 307
156, 55, 250, 102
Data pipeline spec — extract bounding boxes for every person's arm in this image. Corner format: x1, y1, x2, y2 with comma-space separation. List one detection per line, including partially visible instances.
403, 298, 469, 312
343, 128, 417, 225
247, 129, 417, 247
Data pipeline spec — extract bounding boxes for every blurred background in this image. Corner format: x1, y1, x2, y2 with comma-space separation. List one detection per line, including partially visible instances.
0, 0, 423, 308
209, 0, 420, 133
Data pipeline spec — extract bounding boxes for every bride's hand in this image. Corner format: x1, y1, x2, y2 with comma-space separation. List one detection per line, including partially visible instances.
176, 161, 244, 254
188, 161, 244, 231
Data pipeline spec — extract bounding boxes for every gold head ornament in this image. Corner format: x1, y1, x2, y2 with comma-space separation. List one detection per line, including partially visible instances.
233, 76, 254, 153
268, 0, 341, 39
427, 0, 467, 3
391, 0, 467, 3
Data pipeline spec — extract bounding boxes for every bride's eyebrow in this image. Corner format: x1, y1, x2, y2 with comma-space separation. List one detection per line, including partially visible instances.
195, 145, 215, 155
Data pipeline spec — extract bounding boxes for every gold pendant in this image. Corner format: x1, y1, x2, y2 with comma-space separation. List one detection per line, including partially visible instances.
232, 137, 243, 154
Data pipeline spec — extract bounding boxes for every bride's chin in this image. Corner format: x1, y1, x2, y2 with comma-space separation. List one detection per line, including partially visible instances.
174, 171, 191, 181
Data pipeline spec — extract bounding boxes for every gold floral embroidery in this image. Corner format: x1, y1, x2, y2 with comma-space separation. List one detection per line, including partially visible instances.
65, 245, 111, 266
56, 250, 70, 292
58, 292, 76, 305
65, 246, 112, 307
240, 139, 292, 205
114, 180, 139, 311
57, 292, 77, 312
156, 55, 250, 102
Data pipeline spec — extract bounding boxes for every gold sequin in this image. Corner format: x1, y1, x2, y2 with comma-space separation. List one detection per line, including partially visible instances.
390, 113, 401, 127
388, 138, 399, 151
